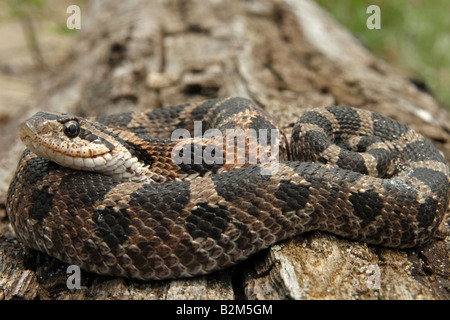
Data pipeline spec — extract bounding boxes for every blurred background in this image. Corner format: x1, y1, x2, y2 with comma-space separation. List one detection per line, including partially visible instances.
316, 0, 450, 109
0, 0, 449, 120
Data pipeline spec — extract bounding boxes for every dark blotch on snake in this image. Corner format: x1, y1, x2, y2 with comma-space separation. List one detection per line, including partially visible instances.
274, 179, 310, 214
176, 143, 223, 176
326, 106, 360, 141
349, 190, 384, 228
417, 198, 439, 228
409, 167, 449, 194
336, 149, 368, 175
301, 130, 332, 154
185, 203, 230, 241
371, 112, 409, 140
125, 139, 155, 166
28, 185, 53, 221
298, 111, 333, 134
403, 139, 447, 163
93, 207, 131, 249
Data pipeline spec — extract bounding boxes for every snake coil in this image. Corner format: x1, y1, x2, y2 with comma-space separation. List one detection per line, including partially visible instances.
7, 97, 450, 280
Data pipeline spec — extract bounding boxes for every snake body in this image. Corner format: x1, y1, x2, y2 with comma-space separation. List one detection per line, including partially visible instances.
6, 97, 450, 280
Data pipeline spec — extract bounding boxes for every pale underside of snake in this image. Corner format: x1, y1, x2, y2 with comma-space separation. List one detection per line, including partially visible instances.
6, 97, 450, 280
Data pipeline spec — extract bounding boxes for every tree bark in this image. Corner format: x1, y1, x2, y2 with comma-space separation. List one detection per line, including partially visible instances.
0, 0, 449, 300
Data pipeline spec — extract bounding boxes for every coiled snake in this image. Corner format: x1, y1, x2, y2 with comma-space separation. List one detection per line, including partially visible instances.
6, 97, 450, 280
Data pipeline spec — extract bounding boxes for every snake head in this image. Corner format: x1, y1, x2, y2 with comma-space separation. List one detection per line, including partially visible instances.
19, 111, 117, 171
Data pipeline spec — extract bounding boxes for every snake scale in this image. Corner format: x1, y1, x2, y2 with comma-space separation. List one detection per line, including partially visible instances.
6, 97, 450, 280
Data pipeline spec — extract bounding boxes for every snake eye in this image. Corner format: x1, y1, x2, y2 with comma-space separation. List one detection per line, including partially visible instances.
63, 120, 81, 138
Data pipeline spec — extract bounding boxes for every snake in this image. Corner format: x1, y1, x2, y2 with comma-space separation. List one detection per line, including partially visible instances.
6, 97, 450, 280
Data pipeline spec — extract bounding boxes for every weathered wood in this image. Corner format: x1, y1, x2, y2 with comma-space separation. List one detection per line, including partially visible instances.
0, 0, 448, 300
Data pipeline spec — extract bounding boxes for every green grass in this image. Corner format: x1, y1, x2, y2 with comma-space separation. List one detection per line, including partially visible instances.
315, 0, 450, 109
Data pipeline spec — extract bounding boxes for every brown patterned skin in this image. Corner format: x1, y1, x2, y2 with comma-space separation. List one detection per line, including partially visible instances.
6, 97, 450, 280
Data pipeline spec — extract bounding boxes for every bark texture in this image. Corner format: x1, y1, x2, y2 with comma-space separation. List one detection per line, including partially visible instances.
0, 0, 449, 300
